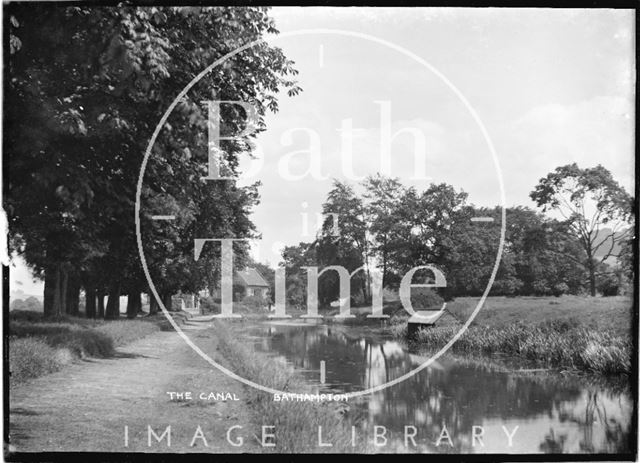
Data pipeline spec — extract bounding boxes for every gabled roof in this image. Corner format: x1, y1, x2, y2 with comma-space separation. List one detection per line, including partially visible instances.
235, 268, 270, 287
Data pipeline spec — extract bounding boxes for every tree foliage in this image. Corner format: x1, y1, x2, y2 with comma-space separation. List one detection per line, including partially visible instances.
5, 6, 299, 317
281, 174, 598, 305
530, 164, 634, 296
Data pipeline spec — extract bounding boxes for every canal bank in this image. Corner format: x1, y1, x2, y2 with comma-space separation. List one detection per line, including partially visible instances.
211, 321, 369, 453
215, 318, 633, 454
8, 314, 633, 455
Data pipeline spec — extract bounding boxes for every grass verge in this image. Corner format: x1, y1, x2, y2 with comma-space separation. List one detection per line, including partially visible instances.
8, 313, 168, 384
214, 321, 367, 453
9, 338, 76, 383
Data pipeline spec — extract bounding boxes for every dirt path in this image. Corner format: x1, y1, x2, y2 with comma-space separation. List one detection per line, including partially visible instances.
9, 321, 261, 454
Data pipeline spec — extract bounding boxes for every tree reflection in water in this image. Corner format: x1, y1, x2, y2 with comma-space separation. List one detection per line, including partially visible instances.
540, 429, 567, 453
248, 323, 632, 453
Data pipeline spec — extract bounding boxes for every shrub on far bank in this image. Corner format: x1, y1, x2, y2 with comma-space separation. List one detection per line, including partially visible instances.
597, 273, 623, 297
551, 282, 570, 297
389, 322, 407, 338
410, 288, 444, 310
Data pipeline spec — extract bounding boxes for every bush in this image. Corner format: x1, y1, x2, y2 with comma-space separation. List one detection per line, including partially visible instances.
10, 322, 114, 358
199, 296, 221, 314
492, 277, 524, 296
409, 288, 444, 310
9, 318, 163, 383
242, 295, 267, 310
532, 281, 551, 296
597, 274, 620, 296
232, 284, 246, 301
9, 337, 71, 383
552, 282, 570, 297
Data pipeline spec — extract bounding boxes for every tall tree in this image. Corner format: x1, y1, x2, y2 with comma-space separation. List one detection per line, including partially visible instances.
5, 6, 300, 316
318, 180, 370, 303
506, 206, 585, 296
361, 174, 412, 288
530, 164, 634, 296
281, 242, 317, 311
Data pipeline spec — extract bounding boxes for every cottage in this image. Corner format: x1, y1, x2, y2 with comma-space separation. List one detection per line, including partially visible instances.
234, 268, 270, 299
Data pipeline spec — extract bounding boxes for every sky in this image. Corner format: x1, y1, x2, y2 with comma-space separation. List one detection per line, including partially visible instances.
7, 7, 636, 297
241, 7, 635, 265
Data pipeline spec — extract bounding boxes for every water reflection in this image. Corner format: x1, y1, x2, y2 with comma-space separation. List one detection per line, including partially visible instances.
245, 322, 632, 453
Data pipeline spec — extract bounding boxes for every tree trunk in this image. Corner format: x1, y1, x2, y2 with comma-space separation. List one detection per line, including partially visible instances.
149, 293, 159, 315
589, 264, 597, 297
365, 268, 372, 304
66, 275, 80, 316
381, 252, 388, 289
361, 236, 372, 304
85, 285, 96, 318
59, 267, 69, 315
97, 291, 105, 318
105, 282, 121, 319
43, 266, 54, 316
162, 293, 173, 311
137, 294, 146, 315
43, 264, 62, 317
360, 279, 369, 304
126, 291, 141, 319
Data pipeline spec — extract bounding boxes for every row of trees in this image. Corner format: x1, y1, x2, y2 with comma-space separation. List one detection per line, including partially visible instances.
6, 6, 299, 318
5, 6, 634, 317
282, 166, 633, 306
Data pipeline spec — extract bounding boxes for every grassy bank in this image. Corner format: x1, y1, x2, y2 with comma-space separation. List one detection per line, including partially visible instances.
445, 295, 632, 338
383, 295, 633, 376
8, 311, 173, 384
214, 321, 367, 453
394, 318, 631, 375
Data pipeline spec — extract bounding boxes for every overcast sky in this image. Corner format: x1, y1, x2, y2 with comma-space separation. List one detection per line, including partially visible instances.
9, 7, 635, 296
242, 7, 635, 265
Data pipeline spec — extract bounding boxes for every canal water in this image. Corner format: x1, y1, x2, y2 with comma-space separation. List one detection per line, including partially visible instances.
240, 321, 633, 454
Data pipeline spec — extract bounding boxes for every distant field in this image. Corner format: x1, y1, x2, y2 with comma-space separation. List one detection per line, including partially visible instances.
446, 295, 634, 338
